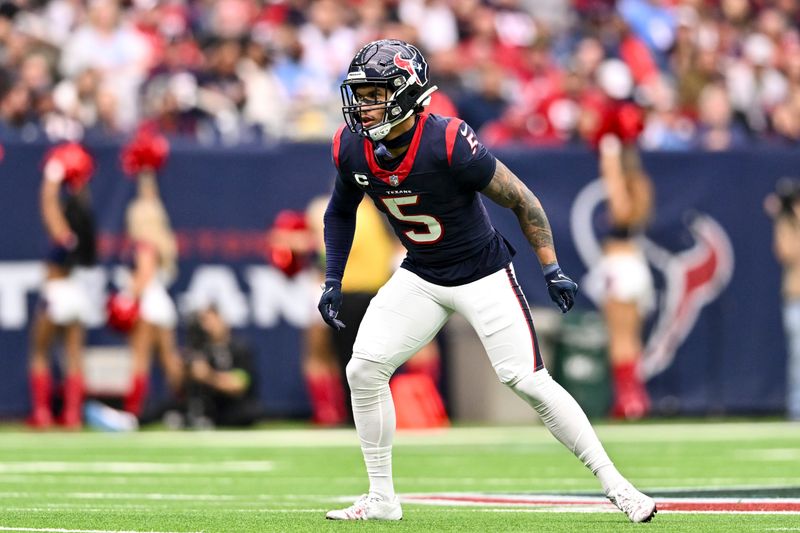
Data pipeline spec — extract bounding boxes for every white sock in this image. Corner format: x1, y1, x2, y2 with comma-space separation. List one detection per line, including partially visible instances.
346, 357, 397, 501
510, 369, 626, 493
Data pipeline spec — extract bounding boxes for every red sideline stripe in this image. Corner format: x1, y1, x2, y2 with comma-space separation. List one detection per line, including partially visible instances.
445, 118, 463, 166
405, 494, 800, 513
332, 124, 345, 170
407, 495, 603, 506
659, 501, 800, 512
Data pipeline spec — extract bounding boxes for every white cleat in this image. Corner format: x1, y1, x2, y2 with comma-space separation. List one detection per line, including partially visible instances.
325, 494, 403, 521
606, 482, 657, 523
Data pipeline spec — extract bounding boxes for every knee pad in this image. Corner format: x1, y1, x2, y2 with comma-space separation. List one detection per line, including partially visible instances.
346, 357, 394, 392
487, 345, 536, 386
509, 368, 557, 404
494, 362, 525, 386
492, 353, 537, 386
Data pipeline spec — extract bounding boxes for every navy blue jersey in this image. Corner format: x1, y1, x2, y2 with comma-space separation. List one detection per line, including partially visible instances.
327, 113, 514, 286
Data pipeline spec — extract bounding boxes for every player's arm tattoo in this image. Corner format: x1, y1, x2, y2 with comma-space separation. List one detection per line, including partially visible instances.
482, 159, 557, 263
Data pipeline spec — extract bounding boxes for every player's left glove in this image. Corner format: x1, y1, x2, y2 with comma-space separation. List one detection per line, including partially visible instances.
544, 263, 578, 313
318, 279, 346, 330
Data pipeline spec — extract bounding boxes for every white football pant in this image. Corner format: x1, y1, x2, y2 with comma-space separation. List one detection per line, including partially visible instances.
354, 265, 542, 379
348, 265, 624, 500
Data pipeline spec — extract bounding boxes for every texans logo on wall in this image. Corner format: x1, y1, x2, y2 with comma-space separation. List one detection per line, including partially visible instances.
570, 179, 735, 379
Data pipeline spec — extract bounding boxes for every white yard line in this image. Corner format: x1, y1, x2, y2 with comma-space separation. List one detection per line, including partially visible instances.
0, 422, 797, 449
0, 492, 237, 501
0, 527, 202, 533
733, 449, 800, 461
0, 462, 272, 474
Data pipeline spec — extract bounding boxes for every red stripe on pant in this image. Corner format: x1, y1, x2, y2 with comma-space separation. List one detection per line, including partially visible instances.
504, 266, 544, 371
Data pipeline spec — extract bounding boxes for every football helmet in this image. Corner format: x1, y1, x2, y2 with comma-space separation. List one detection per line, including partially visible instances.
341, 40, 438, 141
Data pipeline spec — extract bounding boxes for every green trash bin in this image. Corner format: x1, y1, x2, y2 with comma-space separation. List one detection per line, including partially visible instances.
551, 311, 612, 419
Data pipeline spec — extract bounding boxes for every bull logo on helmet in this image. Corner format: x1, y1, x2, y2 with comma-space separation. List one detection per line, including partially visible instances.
393, 52, 422, 85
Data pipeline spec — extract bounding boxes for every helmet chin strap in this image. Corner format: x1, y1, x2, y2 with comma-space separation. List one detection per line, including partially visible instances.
367, 123, 393, 141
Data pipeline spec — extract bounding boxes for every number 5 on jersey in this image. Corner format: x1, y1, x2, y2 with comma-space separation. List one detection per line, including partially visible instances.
381, 195, 443, 244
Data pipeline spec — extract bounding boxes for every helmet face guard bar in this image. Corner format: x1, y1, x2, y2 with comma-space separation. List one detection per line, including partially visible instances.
340, 77, 406, 141
340, 78, 438, 141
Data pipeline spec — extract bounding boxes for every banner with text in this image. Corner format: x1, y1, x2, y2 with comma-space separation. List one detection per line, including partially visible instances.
0, 143, 792, 417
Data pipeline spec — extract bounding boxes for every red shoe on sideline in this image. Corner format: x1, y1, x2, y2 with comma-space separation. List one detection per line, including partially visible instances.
60, 373, 84, 429
28, 370, 53, 429
28, 407, 54, 429
610, 361, 650, 420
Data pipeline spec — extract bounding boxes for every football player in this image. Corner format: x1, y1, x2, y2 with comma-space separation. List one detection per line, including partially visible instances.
319, 40, 656, 523
29, 143, 97, 429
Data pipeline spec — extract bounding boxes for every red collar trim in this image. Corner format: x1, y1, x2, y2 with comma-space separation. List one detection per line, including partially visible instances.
363, 114, 429, 186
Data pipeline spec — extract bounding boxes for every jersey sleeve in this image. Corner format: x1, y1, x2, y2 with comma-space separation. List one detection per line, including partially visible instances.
445, 119, 497, 191
331, 124, 346, 172
323, 168, 365, 283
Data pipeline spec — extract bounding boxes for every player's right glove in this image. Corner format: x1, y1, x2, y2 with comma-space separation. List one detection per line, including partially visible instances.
544, 263, 578, 313
318, 279, 346, 330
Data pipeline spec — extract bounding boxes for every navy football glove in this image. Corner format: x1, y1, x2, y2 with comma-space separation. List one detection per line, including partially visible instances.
544, 263, 578, 313
318, 279, 346, 330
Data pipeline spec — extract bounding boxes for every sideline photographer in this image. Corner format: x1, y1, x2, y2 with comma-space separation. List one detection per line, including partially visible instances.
179, 305, 262, 428
765, 178, 800, 420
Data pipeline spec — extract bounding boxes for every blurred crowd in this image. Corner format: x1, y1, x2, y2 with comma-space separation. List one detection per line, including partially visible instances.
2, 0, 800, 148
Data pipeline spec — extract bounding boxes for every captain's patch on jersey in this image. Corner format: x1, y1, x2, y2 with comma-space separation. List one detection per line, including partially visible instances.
353, 173, 370, 187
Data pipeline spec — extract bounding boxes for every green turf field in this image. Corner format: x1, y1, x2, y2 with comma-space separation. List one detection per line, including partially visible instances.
0, 421, 798, 532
